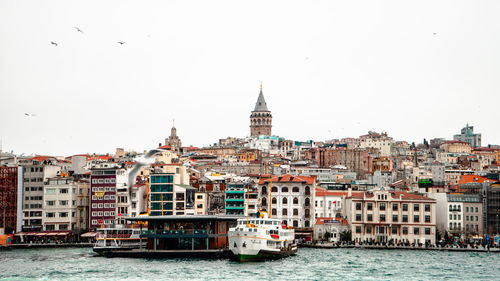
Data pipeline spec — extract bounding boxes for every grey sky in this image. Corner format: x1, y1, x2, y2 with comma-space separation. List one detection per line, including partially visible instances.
1, 0, 499, 156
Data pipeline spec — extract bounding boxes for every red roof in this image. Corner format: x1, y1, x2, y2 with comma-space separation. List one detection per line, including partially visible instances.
315, 217, 349, 225
158, 145, 171, 150
258, 174, 316, 184
315, 189, 348, 197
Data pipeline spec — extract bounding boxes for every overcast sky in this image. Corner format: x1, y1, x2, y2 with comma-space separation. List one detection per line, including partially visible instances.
1, 0, 499, 156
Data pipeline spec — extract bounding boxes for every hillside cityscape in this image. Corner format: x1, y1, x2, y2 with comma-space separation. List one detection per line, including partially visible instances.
1, 85, 499, 247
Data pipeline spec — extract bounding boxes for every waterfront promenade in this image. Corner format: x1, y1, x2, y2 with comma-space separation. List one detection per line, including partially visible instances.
301, 242, 500, 253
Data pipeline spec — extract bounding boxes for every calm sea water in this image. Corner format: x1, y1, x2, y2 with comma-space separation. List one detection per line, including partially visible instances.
0, 247, 498, 280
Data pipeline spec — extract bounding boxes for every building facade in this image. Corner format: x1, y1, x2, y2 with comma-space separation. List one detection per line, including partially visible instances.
453, 124, 481, 148
0, 166, 23, 234
346, 190, 436, 245
258, 175, 316, 228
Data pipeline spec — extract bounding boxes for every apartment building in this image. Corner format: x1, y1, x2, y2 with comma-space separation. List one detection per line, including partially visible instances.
258, 174, 316, 228
346, 190, 436, 245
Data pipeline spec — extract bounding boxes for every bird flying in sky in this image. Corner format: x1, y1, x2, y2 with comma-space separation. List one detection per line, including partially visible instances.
117, 41, 126, 45
50, 41, 58, 46
74, 27, 83, 33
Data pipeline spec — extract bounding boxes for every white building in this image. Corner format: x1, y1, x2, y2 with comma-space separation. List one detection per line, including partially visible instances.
42, 178, 78, 231
258, 174, 316, 228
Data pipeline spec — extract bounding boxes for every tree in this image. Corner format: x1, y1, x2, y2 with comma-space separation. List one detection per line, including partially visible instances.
340, 230, 352, 242
324, 231, 332, 240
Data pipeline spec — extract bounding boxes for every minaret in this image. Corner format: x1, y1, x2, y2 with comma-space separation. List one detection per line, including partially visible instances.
250, 82, 272, 137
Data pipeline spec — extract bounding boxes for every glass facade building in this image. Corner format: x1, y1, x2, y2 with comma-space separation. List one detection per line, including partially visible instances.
149, 173, 174, 216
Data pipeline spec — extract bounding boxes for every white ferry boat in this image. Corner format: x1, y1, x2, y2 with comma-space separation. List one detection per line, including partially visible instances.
228, 212, 297, 262
93, 225, 146, 256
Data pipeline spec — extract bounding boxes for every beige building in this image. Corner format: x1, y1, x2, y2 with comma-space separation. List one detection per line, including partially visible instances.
440, 141, 472, 154
42, 177, 78, 231
346, 189, 436, 245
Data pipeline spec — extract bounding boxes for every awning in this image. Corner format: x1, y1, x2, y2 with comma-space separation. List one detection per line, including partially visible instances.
35, 233, 47, 236
80, 232, 97, 238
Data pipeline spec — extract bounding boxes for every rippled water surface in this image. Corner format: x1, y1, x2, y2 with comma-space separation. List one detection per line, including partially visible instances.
0, 247, 499, 280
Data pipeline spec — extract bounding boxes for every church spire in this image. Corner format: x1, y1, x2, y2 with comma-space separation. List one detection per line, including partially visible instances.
254, 83, 269, 111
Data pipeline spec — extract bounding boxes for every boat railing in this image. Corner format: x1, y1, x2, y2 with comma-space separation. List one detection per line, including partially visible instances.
149, 229, 211, 235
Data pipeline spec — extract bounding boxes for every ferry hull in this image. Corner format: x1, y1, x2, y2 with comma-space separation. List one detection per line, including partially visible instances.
231, 248, 297, 262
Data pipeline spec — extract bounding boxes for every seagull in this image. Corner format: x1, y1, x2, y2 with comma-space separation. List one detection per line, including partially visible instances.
433, 33, 437, 35
74, 27, 83, 33
117, 41, 126, 45
24, 113, 37, 117
127, 148, 163, 197
50, 41, 58, 46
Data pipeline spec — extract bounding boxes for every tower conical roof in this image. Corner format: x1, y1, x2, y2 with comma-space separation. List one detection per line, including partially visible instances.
253, 84, 269, 112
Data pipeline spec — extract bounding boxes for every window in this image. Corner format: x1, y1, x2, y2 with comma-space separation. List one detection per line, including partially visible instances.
475, 207, 478, 213
292, 186, 299, 193
402, 204, 408, 211
356, 203, 361, 210
378, 227, 385, 234
414, 227, 420, 235
402, 227, 408, 235
60, 188, 68, 194
282, 209, 287, 216
414, 204, 419, 212
366, 226, 372, 233
293, 197, 298, 205
197, 195, 203, 199
46, 212, 55, 218
392, 204, 398, 211
392, 214, 398, 222
46, 201, 55, 206
272, 209, 277, 216
356, 214, 362, 221
46, 188, 56, 194
293, 209, 298, 216
465, 207, 469, 212
392, 227, 397, 234
272, 197, 277, 204
356, 226, 361, 234
414, 215, 420, 223
283, 198, 288, 205
380, 214, 386, 222
367, 214, 373, 221
59, 212, 68, 217
476, 216, 479, 221
425, 228, 431, 235
281, 187, 288, 193
449, 205, 452, 211
367, 203, 373, 210
59, 200, 68, 206
272, 186, 277, 193
425, 215, 431, 223
402, 215, 408, 222
379, 203, 386, 211
425, 204, 431, 212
